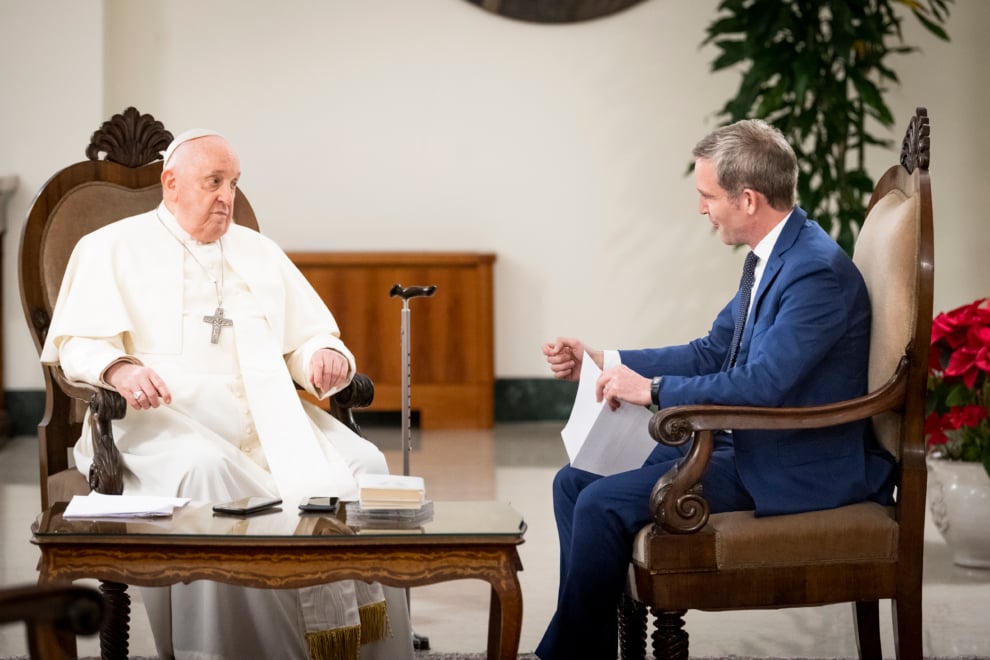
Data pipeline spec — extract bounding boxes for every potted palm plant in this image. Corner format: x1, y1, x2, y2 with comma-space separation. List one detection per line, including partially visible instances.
701, 0, 952, 254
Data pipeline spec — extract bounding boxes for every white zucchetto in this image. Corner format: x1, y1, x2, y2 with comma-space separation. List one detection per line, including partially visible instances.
161, 128, 223, 170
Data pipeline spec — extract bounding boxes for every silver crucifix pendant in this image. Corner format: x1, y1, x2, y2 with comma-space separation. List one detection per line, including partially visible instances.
203, 306, 233, 344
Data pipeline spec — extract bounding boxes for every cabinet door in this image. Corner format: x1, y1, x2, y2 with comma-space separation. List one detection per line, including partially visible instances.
290, 252, 495, 429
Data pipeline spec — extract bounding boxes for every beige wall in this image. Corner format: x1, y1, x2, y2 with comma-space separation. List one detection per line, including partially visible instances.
1, 0, 987, 390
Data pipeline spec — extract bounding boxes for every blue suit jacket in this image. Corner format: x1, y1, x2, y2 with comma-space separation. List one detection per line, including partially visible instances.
621, 208, 894, 516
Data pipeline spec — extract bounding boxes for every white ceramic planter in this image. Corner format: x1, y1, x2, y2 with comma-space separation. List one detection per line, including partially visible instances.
927, 458, 990, 569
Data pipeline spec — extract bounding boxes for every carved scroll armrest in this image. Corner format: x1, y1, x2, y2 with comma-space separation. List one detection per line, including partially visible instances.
50, 366, 127, 495
330, 372, 375, 436
647, 358, 909, 535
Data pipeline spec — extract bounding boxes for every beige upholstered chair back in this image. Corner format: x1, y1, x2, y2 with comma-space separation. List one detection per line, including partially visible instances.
852, 180, 922, 459
41, 182, 161, 313
19, 108, 258, 510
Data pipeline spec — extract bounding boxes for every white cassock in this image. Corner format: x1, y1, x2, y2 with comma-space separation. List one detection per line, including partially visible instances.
41, 203, 412, 660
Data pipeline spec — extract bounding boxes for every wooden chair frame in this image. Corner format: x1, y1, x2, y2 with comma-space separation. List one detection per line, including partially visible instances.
0, 583, 106, 660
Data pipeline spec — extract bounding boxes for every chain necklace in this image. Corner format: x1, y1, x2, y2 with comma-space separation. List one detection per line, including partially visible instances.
156, 211, 232, 344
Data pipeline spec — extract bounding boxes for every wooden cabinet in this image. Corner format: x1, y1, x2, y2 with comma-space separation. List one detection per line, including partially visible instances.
288, 252, 495, 429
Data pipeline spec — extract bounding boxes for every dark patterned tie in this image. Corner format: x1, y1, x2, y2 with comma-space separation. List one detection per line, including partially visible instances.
726, 251, 758, 369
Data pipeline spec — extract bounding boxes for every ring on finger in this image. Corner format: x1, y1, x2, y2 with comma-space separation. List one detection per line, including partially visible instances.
133, 391, 144, 401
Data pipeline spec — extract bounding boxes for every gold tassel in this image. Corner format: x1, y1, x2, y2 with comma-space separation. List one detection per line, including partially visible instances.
305, 624, 361, 660
358, 599, 390, 644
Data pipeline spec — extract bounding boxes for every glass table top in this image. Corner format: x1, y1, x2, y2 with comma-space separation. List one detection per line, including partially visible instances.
34, 500, 526, 541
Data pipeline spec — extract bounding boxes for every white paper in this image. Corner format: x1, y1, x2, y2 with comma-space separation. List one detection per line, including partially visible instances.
63, 492, 191, 519
560, 353, 657, 476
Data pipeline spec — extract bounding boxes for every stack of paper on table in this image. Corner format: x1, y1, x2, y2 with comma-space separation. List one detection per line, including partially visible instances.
357, 473, 426, 510
63, 492, 191, 519
560, 352, 657, 476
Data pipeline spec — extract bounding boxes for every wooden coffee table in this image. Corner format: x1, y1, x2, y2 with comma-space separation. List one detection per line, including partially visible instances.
32, 500, 526, 660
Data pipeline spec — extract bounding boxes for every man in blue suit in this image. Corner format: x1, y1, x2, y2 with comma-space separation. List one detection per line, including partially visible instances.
536, 119, 896, 659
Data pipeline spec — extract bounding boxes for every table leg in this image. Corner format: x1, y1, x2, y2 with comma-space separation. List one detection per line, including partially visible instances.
486, 575, 523, 660
487, 584, 501, 657
98, 581, 130, 660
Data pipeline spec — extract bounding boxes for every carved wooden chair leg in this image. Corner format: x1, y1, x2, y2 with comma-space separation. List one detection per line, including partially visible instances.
892, 591, 924, 660
99, 581, 130, 660
618, 592, 648, 659
854, 600, 882, 660
651, 609, 688, 660
27, 619, 76, 660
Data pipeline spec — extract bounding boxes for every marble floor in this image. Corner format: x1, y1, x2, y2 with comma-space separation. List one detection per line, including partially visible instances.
1, 421, 989, 658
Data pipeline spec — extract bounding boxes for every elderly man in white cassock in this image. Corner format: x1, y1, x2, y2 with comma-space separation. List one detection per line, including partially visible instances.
40, 129, 414, 660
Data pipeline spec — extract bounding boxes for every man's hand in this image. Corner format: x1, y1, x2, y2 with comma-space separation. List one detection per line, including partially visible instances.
310, 348, 350, 394
596, 364, 651, 411
105, 362, 172, 410
542, 337, 604, 381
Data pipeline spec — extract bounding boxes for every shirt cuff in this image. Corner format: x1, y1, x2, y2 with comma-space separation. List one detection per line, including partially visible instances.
603, 349, 621, 369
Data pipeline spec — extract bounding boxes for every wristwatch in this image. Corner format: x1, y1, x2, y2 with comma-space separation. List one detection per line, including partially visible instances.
650, 376, 663, 407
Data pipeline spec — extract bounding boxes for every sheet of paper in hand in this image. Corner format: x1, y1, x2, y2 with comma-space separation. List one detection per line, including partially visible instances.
560, 353, 657, 476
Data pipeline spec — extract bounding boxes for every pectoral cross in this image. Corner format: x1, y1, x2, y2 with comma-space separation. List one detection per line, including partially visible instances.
203, 307, 233, 344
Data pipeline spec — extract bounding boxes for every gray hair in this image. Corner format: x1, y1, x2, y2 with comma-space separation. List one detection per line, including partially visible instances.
692, 119, 797, 211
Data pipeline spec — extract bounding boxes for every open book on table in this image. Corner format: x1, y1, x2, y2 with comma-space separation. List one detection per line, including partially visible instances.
560, 353, 657, 476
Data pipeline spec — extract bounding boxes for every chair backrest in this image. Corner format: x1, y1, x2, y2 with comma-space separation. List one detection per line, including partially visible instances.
851, 106, 933, 552
19, 107, 259, 509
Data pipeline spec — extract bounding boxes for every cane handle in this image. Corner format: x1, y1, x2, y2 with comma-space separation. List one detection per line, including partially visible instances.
389, 284, 438, 300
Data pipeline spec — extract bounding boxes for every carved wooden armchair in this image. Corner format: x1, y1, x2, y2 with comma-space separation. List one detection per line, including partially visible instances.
619, 107, 934, 660
0, 583, 106, 659
20, 106, 374, 513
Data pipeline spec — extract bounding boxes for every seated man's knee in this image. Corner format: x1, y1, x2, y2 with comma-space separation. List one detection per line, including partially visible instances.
552, 464, 592, 501
571, 480, 611, 523
570, 476, 640, 535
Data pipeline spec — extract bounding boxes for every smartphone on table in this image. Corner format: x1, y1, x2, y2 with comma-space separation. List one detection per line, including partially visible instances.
298, 496, 340, 513
212, 496, 282, 516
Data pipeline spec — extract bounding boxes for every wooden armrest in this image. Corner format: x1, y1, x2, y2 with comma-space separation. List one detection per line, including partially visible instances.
49, 365, 127, 495
647, 357, 909, 535
50, 365, 106, 403
0, 582, 106, 633
330, 372, 376, 436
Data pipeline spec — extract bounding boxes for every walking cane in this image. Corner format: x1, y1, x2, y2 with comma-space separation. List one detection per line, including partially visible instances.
388, 283, 437, 651
388, 284, 437, 476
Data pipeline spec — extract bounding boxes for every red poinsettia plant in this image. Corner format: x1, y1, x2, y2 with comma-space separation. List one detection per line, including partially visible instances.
924, 297, 990, 478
